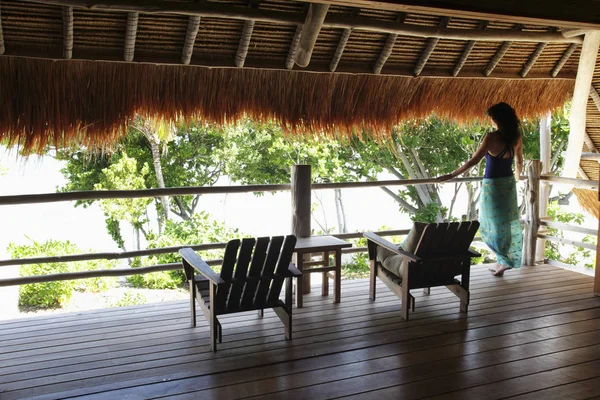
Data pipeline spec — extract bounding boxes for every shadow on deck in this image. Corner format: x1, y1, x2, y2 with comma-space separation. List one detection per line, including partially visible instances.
1, 264, 599, 400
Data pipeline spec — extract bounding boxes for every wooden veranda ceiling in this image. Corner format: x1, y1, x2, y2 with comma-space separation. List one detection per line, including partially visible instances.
0, 0, 586, 79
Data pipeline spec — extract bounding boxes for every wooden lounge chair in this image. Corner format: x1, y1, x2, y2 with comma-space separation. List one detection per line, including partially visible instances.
364, 221, 480, 320
180, 235, 301, 352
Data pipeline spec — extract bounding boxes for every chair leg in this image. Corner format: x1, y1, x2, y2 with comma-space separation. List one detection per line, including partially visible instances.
217, 320, 223, 343
423, 287, 430, 295
189, 283, 197, 328
210, 318, 218, 352
258, 309, 264, 318
401, 287, 410, 321
369, 260, 377, 301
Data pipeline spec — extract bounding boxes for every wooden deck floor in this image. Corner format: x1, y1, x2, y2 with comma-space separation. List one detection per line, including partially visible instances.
1, 264, 600, 400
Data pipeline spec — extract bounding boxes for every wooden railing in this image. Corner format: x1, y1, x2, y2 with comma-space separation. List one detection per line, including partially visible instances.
0, 167, 597, 291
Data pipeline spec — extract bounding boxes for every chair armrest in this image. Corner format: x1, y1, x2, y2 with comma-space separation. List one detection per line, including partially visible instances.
287, 263, 302, 277
468, 249, 482, 258
179, 248, 224, 285
363, 232, 421, 262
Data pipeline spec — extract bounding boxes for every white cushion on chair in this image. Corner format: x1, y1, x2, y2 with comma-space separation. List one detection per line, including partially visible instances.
376, 246, 404, 279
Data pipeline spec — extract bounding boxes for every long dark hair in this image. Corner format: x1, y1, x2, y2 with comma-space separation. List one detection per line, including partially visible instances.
487, 102, 521, 146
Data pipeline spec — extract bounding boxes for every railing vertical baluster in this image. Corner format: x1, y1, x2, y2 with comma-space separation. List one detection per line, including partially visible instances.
595, 164, 600, 296
523, 160, 541, 266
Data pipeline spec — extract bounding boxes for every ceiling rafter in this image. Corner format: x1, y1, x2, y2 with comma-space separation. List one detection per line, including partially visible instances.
285, 25, 303, 69
484, 24, 522, 76
235, 0, 260, 68
520, 41, 547, 77
181, 16, 201, 65
0, 2, 5, 55
373, 13, 405, 75
413, 16, 449, 76
329, 28, 351, 72
62, 6, 73, 59
551, 43, 578, 77
295, 3, 329, 67
124, 12, 139, 62
452, 20, 488, 77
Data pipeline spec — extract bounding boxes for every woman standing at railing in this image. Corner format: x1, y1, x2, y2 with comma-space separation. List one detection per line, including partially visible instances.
437, 102, 524, 276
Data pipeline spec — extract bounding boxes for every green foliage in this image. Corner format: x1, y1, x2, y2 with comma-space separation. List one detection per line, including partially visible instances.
8, 239, 117, 308
127, 212, 244, 289
544, 201, 594, 268
111, 291, 147, 307
411, 202, 447, 224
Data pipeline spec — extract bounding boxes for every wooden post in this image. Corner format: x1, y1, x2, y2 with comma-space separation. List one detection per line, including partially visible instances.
523, 160, 541, 266
536, 112, 551, 262
291, 164, 311, 294
563, 31, 600, 179
596, 164, 600, 296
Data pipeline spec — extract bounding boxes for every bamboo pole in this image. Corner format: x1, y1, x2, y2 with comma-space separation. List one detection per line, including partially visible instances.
413, 17, 448, 77
295, 3, 329, 67
484, 24, 521, 76
62, 6, 73, 59
551, 43, 578, 77
537, 234, 596, 251
536, 112, 551, 262
291, 164, 312, 294
522, 160, 540, 266
540, 175, 598, 189
124, 12, 139, 62
520, 41, 547, 78
329, 28, 351, 72
373, 14, 405, 75
181, 15, 201, 65
235, 19, 255, 68
563, 31, 600, 179
0, 2, 5, 55
285, 25, 303, 69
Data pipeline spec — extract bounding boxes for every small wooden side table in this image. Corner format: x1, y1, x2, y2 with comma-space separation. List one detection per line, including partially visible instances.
293, 235, 352, 308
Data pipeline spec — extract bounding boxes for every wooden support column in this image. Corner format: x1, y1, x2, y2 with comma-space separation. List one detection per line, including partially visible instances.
563, 31, 600, 179
62, 6, 73, 59
181, 16, 201, 65
452, 20, 487, 77
373, 14, 405, 75
295, 3, 329, 67
484, 24, 521, 76
124, 12, 139, 62
523, 160, 541, 267
551, 43, 578, 77
536, 113, 551, 262
413, 17, 448, 76
0, 2, 5, 55
596, 164, 600, 296
291, 165, 311, 294
329, 28, 351, 72
285, 25, 303, 69
235, 20, 255, 67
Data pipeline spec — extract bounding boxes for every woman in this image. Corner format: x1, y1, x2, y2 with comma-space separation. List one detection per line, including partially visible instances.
437, 102, 524, 276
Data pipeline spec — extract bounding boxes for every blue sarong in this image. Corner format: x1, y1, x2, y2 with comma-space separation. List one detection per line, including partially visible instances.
479, 176, 523, 268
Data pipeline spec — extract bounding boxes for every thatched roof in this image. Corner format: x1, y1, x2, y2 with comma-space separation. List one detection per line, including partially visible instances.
0, 0, 593, 153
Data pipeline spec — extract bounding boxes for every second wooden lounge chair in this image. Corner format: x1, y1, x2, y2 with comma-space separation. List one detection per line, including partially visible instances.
180, 235, 301, 352
365, 221, 480, 320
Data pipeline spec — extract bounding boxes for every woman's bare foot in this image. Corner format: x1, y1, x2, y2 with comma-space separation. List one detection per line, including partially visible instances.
491, 264, 510, 277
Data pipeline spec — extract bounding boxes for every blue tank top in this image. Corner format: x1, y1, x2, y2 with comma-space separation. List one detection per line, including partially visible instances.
484, 145, 514, 179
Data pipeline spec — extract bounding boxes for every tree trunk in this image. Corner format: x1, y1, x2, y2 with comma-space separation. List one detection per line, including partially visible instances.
396, 146, 432, 205
147, 131, 171, 221
334, 189, 347, 233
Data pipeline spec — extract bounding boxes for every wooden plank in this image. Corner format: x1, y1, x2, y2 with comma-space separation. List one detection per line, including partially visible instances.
240, 237, 269, 309
226, 238, 255, 311
254, 236, 284, 307
3, 282, 596, 397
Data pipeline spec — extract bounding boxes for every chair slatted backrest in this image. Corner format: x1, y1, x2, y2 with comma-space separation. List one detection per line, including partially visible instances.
214, 239, 240, 311
253, 236, 285, 307
266, 235, 297, 304
240, 237, 270, 310
226, 238, 256, 311
414, 221, 479, 257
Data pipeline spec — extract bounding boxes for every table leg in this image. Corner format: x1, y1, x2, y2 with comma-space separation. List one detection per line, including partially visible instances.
322, 251, 329, 296
296, 253, 304, 308
334, 250, 341, 303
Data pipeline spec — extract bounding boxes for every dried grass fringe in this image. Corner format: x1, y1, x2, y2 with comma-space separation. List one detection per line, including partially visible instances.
0, 57, 575, 154
573, 188, 599, 219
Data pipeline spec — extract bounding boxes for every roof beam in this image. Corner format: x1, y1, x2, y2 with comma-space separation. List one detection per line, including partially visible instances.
373, 14, 405, 75
302, 0, 600, 30
62, 6, 73, 59
329, 28, 351, 72
285, 25, 303, 69
0, 2, 5, 55
584, 132, 598, 153
295, 3, 329, 67
181, 16, 201, 65
551, 43, 578, 77
563, 31, 600, 179
452, 20, 488, 77
520, 41, 547, 78
413, 16, 448, 76
124, 12, 139, 62
23, 1, 583, 44
483, 24, 521, 76
590, 85, 600, 114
